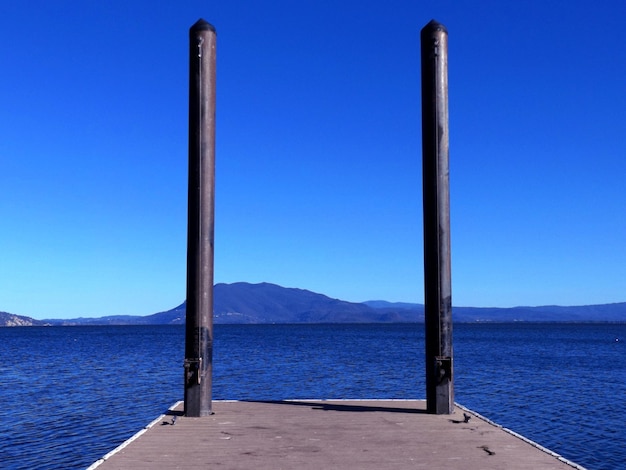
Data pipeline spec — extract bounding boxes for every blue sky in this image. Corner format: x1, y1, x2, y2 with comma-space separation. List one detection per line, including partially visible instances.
1, 1, 625, 319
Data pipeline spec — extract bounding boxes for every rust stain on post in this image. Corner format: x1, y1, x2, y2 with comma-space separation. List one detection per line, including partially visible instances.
185, 18, 216, 417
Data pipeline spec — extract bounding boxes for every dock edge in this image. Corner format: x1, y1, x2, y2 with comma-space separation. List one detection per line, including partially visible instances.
454, 403, 587, 470
86, 400, 185, 470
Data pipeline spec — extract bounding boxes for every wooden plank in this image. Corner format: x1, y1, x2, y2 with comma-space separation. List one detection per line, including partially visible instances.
89, 400, 585, 470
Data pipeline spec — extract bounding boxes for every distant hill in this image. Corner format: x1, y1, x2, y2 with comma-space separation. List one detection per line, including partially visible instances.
452, 303, 626, 322
142, 282, 419, 325
0, 311, 47, 327
210, 282, 419, 323
2, 282, 626, 326
363, 300, 423, 310
44, 315, 152, 326
366, 300, 626, 322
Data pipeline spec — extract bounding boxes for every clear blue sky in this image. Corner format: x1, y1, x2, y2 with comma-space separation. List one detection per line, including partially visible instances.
1, 1, 625, 319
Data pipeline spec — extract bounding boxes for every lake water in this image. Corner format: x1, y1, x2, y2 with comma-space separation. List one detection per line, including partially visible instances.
0, 323, 624, 469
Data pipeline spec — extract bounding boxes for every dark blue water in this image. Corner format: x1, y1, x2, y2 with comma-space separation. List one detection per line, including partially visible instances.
0, 323, 624, 469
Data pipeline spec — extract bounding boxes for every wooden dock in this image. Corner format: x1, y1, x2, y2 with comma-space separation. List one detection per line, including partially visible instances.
88, 400, 585, 469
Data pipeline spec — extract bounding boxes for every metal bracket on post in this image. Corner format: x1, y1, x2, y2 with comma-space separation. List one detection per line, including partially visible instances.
435, 356, 452, 385
184, 358, 203, 385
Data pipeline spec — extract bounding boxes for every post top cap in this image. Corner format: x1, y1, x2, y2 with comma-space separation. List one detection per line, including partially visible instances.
421, 19, 447, 34
191, 18, 216, 33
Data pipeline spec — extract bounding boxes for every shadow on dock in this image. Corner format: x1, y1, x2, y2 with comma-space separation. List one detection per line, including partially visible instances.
241, 399, 429, 414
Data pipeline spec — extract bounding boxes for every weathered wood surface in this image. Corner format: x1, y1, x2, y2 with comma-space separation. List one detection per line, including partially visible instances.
90, 400, 584, 470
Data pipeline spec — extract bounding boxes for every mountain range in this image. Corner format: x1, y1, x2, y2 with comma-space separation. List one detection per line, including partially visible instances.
2, 282, 626, 326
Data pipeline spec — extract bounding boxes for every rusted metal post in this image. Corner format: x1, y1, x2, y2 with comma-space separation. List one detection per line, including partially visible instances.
421, 19, 454, 414
184, 18, 216, 417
